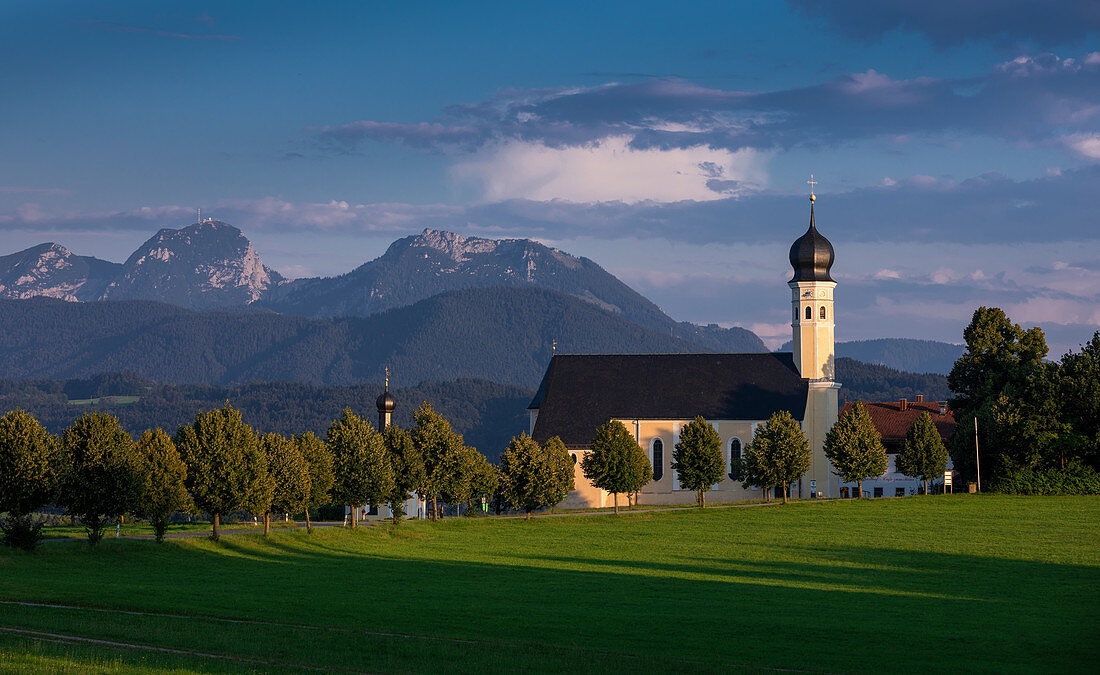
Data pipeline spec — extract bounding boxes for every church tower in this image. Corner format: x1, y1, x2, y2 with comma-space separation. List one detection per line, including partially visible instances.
788, 183, 841, 497
377, 368, 396, 432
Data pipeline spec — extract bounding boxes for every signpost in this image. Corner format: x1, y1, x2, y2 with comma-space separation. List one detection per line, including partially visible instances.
810, 480, 817, 498
944, 470, 953, 494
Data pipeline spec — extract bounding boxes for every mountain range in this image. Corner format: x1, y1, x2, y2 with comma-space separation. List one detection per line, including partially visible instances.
0, 220, 966, 378
0, 221, 764, 352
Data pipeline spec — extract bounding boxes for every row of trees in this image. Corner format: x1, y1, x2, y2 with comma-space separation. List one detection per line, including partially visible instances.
0, 401, 526, 549
1, 377, 956, 551
576, 403, 948, 508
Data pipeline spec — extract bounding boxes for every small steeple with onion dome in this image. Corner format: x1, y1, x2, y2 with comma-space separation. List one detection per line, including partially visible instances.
376, 368, 396, 431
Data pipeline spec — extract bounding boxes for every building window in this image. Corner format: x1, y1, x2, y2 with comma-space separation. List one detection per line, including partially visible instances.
873, 487, 883, 498
651, 438, 664, 481
819, 306, 826, 320
728, 438, 742, 480
793, 306, 798, 322
895, 487, 905, 497
805, 305, 812, 320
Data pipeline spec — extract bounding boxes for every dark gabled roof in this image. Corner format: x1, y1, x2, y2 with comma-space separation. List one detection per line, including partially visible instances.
840, 400, 957, 446
530, 353, 807, 446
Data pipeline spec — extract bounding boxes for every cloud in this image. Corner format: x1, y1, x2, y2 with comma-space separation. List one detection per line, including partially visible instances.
316, 54, 1100, 166
786, 0, 1100, 49
3, 164, 1098, 246
450, 137, 768, 203
1063, 132, 1100, 158
74, 20, 240, 41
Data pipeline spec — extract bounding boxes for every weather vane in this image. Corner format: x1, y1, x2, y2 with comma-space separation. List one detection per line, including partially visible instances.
807, 174, 817, 202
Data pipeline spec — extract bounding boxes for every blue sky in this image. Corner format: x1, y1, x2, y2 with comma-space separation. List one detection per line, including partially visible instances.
2, 1, 1098, 356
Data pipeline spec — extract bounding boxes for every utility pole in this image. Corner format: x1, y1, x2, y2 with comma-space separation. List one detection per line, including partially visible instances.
974, 416, 981, 492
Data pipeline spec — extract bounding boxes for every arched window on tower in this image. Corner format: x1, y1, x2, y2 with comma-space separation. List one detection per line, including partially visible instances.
805, 305, 812, 320
820, 306, 827, 320
651, 438, 664, 481
728, 438, 742, 480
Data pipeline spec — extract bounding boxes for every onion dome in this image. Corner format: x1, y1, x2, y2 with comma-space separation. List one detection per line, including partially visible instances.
376, 369, 396, 414
376, 388, 395, 414
789, 196, 835, 282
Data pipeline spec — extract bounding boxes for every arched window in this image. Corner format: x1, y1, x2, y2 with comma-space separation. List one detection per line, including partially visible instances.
819, 306, 827, 320
570, 453, 577, 465
805, 305, 812, 320
793, 306, 798, 322
728, 438, 742, 480
651, 438, 664, 481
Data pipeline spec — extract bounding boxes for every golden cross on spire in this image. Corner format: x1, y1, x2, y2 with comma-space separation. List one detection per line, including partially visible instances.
384, 367, 390, 389
552, 339, 557, 355
806, 174, 817, 202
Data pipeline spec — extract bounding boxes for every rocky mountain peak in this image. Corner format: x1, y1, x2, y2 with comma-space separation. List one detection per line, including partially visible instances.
411, 228, 502, 262
101, 220, 283, 309
0, 242, 121, 302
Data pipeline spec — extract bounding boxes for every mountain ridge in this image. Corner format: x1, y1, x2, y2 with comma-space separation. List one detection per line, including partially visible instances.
0, 223, 765, 352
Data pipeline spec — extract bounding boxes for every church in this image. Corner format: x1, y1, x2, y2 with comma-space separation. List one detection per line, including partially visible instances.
528, 191, 842, 507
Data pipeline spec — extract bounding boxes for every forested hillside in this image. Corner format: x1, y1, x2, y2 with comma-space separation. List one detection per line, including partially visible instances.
0, 288, 702, 389
0, 375, 532, 461
779, 338, 964, 375
836, 357, 950, 403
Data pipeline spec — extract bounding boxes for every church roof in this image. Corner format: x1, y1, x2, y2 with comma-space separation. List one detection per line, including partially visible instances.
840, 399, 956, 447
529, 353, 808, 446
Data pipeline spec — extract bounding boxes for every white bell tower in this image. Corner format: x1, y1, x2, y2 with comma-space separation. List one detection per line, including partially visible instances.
788, 177, 840, 497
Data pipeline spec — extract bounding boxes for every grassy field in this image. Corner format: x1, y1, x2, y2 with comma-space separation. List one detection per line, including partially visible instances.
39, 520, 300, 540
1, 496, 1097, 673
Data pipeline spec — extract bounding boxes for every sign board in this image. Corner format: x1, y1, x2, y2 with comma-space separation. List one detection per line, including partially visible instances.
944, 471, 953, 486
810, 480, 816, 492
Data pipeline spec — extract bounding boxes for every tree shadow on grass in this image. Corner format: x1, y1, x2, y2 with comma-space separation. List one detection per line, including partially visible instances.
3, 533, 1097, 673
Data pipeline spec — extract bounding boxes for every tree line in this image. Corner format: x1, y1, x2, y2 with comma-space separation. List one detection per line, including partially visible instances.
0, 401, 580, 550
579, 404, 949, 510
1, 393, 954, 551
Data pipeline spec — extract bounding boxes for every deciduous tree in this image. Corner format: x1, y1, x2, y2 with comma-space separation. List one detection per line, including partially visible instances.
1056, 332, 1100, 472
136, 428, 191, 543
295, 432, 333, 533
947, 307, 1048, 482
411, 403, 465, 520
542, 436, 575, 513
744, 411, 811, 504
61, 412, 145, 546
672, 416, 725, 507
0, 409, 61, 550
500, 433, 573, 519
896, 412, 950, 495
581, 420, 650, 514
328, 408, 393, 528
824, 403, 888, 498
175, 405, 266, 541
381, 425, 421, 523
261, 433, 311, 535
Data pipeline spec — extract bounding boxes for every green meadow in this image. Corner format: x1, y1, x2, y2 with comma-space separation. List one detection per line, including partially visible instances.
1, 496, 1097, 673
